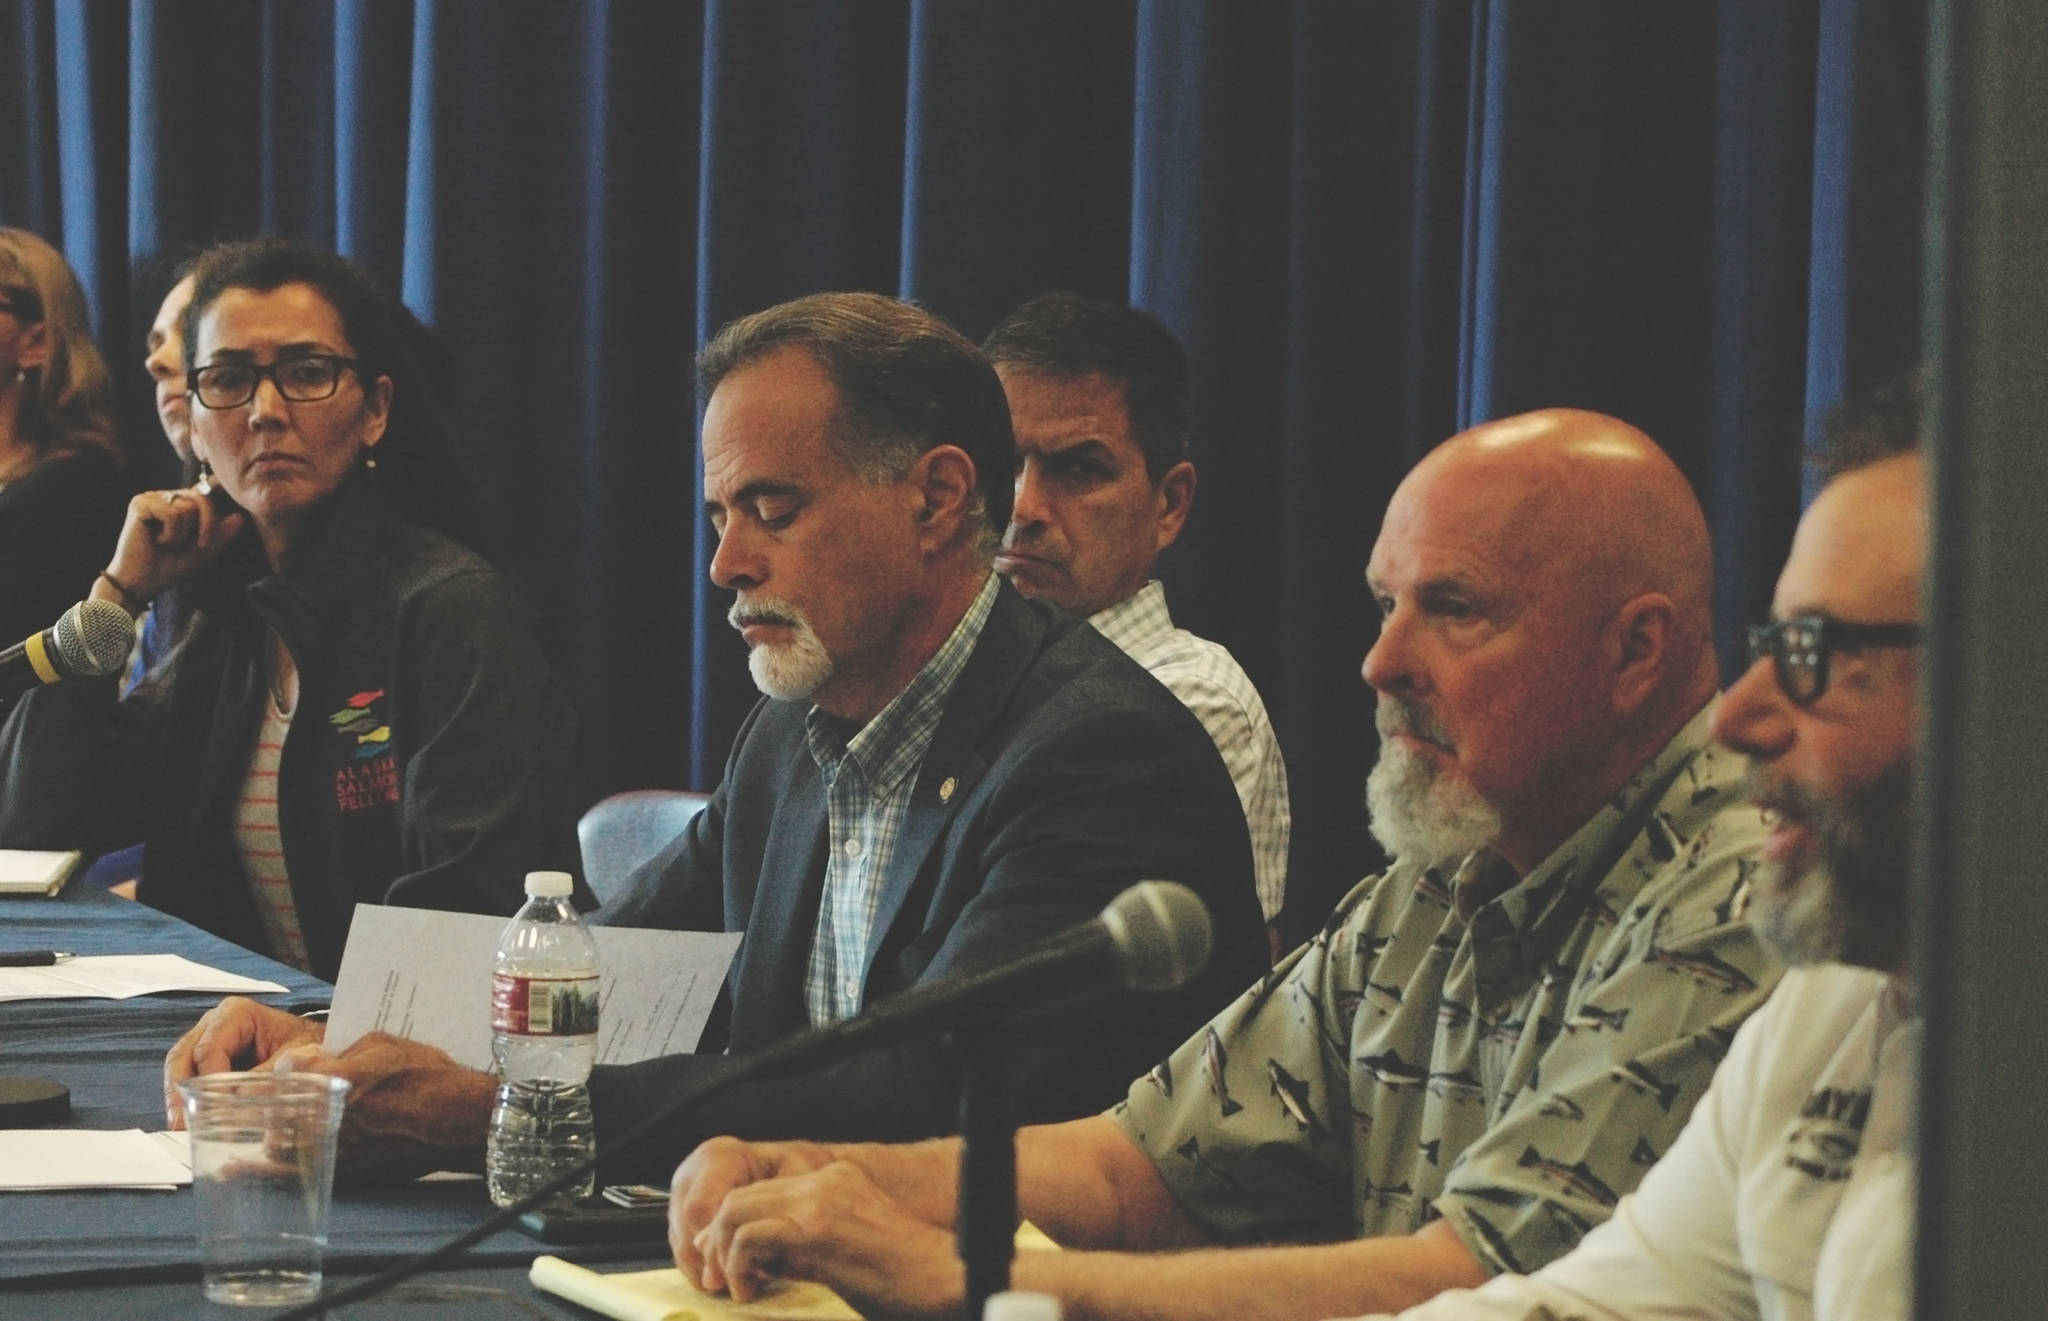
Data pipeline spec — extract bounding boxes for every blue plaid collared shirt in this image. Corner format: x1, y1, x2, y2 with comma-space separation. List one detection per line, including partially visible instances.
801, 572, 1001, 1027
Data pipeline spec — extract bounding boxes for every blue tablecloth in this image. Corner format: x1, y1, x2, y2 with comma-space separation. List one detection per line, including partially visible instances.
0, 884, 668, 1316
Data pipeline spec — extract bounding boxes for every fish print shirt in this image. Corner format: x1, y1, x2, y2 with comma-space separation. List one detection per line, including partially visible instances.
1348, 965, 1915, 1321
1112, 704, 1782, 1277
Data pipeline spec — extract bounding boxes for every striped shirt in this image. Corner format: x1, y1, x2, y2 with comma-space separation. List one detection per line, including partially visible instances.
234, 696, 311, 972
1090, 580, 1291, 921
801, 572, 1001, 1027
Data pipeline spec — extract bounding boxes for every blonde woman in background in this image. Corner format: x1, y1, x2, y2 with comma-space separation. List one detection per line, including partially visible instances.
0, 227, 128, 646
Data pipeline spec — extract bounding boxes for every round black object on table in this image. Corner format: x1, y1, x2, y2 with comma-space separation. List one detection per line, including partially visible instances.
0, 1076, 70, 1124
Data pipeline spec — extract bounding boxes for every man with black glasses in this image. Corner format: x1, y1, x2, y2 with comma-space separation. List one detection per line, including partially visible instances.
1352, 435, 1925, 1321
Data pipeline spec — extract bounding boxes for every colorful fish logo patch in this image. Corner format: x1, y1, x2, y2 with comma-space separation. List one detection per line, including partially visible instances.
329, 690, 398, 811
329, 690, 391, 759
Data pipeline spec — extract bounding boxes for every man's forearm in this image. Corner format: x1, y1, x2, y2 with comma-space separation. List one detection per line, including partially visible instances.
1009, 1221, 1490, 1321
821, 1115, 1204, 1251
323, 1047, 498, 1180
820, 1136, 968, 1228
1016, 1116, 1210, 1251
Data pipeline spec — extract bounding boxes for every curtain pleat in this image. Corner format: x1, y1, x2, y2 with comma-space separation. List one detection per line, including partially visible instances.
0, 0, 1926, 935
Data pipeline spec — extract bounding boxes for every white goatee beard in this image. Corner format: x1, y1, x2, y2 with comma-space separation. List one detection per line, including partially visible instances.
1365, 702, 1503, 869
729, 597, 835, 702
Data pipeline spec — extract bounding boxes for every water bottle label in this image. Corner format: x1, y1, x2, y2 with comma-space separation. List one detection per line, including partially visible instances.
491, 973, 599, 1035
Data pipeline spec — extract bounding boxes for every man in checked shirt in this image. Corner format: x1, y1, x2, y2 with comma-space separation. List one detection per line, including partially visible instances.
985, 292, 1293, 960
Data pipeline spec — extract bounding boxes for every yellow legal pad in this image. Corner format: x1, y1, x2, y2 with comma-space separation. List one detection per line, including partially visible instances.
530, 1254, 860, 1321
531, 1223, 1058, 1320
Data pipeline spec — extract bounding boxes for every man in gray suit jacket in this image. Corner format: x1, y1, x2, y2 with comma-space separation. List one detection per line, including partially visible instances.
164, 293, 1266, 1183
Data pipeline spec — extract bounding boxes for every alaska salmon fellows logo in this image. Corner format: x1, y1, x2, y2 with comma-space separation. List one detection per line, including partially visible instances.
330, 690, 398, 812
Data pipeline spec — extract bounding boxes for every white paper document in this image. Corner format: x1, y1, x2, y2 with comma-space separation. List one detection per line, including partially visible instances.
0, 1129, 191, 1191
0, 954, 290, 1003
324, 905, 742, 1071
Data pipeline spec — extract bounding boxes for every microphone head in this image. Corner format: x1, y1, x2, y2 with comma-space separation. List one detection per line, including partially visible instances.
1099, 880, 1212, 992
52, 598, 137, 678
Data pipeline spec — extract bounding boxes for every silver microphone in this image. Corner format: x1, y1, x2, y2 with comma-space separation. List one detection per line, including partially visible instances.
0, 598, 137, 700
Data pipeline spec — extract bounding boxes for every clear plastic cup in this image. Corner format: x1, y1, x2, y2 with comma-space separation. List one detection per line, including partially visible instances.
178, 1071, 349, 1306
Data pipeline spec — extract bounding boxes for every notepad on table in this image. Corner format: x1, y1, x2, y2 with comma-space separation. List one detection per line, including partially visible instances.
0, 849, 80, 896
529, 1223, 1058, 1320
531, 1255, 861, 1321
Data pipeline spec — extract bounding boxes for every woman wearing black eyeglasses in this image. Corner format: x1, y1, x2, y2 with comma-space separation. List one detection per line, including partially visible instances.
0, 228, 130, 650
0, 237, 583, 978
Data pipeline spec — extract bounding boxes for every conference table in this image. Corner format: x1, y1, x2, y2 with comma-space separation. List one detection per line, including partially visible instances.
0, 882, 671, 1319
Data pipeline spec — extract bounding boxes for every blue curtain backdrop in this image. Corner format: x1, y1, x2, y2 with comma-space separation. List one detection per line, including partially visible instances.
0, 0, 1925, 937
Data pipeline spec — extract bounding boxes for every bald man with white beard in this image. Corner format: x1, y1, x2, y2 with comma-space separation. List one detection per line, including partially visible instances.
662, 409, 1785, 1321
1352, 442, 1926, 1321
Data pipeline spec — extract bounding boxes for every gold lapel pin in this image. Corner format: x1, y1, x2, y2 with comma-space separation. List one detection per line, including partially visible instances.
938, 776, 958, 803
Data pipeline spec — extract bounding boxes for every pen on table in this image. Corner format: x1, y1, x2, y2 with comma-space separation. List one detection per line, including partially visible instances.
0, 951, 73, 968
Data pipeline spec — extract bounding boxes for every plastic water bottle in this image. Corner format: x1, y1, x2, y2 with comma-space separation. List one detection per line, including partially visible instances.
485, 870, 599, 1207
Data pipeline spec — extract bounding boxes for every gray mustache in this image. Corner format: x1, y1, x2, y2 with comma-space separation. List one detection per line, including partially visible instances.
727, 601, 798, 630
1377, 699, 1453, 749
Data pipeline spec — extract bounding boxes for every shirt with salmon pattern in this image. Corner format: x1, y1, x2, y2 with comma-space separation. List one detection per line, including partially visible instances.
1111, 702, 1781, 1276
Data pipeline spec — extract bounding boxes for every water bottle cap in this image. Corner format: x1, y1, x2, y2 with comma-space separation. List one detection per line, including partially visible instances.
523, 870, 575, 898
982, 1291, 1061, 1321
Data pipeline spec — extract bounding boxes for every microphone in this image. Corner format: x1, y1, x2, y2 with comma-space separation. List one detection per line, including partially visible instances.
0, 598, 137, 701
